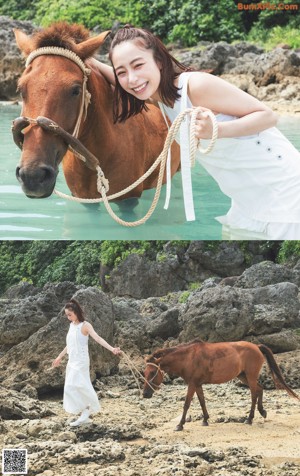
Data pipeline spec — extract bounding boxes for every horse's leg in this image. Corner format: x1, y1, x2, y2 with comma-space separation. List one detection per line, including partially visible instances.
256, 382, 267, 419
195, 385, 210, 426
237, 372, 258, 424
176, 383, 195, 431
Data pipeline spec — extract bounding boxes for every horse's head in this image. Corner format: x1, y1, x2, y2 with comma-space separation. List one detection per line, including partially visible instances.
143, 356, 164, 398
14, 22, 110, 198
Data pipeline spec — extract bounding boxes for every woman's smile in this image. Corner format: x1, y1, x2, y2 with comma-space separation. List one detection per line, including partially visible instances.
132, 81, 148, 93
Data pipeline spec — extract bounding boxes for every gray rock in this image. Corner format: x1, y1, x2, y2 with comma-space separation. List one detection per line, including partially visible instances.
251, 330, 300, 353
146, 308, 180, 339
106, 254, 187, 298
0, 16, 36, 100
0, 281, 82, 350
0, 287, 118, 393
179, 286, 254, 342
234, 261, 300, 288
0, 388, 54, 419
186, 241, 246, 276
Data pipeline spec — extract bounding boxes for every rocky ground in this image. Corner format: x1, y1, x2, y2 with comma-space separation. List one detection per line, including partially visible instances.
1, 249, 300, 475
1, 375, 300, 476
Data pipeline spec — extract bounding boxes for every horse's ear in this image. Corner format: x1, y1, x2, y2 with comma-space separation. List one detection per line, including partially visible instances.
14, 29, 35, 56
75, 31, 111, 60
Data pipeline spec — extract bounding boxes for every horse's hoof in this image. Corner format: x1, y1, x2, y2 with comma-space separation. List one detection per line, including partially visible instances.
202, 421, 209, 426
186, 416, 192, 423
175, 425, 183, 431
261, 410, 267, 419
246, 419, 253, 425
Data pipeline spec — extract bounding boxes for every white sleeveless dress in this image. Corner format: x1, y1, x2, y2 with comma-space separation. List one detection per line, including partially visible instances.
63, 321, 101, 415
159, 72, 300, 239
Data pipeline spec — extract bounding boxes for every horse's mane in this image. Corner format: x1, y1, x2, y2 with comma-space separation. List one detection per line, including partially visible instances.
32, 22, 90, 50
150, 338, 204, 360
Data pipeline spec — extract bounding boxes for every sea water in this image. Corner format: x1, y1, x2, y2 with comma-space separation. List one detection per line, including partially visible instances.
0, 103, 299, 240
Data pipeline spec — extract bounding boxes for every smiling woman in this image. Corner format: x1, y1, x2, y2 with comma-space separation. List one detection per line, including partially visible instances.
93, 25, 300, 239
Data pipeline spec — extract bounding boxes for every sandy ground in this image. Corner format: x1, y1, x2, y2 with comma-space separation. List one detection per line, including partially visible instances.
97, 380, 300, 473
1, 379, 300, 475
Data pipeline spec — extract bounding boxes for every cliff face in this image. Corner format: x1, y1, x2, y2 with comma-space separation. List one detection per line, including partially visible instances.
1, 16, 300, 113
1, 254, 300, 395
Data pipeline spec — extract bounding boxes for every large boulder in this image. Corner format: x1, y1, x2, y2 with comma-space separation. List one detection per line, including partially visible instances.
0, 287, 118, 394
0, 16, 36, 100
0, 388, 54, 420
179, 286, 254, 342
106, 253, 189, 298
0, 282, 81, 351
185, 241, 247, 276
234, 261, 300, 288
179, 281, 300, 348
106, 242, 285, 298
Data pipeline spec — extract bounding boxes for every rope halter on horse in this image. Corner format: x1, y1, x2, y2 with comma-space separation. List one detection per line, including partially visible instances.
25, 46, 91, 138
145, 361, 164, 390
12, 47, 219, 226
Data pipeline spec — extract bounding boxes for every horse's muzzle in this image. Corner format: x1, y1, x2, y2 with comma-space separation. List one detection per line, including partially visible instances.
16, 164, 58, 198
142, 388, 154, 399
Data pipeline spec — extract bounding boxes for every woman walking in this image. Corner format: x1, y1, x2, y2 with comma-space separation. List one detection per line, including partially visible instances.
52, 298, 121, 426
95, 25, 300, 239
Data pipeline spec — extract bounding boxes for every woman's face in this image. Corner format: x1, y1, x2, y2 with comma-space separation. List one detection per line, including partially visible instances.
111, 40, 162, 101
65, 309, 78, 323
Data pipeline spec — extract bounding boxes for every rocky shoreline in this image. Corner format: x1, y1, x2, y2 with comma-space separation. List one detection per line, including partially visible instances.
0, 242, 300, 475
0, 16, 300, 114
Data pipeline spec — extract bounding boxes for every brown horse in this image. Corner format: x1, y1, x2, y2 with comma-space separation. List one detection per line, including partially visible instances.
13, 22, 180, 199
143, 339, 299, 431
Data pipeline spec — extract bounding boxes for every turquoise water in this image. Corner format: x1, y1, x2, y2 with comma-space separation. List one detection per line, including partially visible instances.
1, 102, 299, 240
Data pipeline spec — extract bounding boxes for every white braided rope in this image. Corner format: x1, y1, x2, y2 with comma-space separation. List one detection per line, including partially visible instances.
24, 47, 219, 225
25, 46, 90, 74
54, 107, 219, 227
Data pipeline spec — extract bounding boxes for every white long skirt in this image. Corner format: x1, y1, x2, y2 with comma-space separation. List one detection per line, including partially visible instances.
63, 356, 100, 415
198, 126, 300, 239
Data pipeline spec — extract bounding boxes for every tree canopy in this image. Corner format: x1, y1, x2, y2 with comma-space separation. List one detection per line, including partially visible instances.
1, 0, 299, 47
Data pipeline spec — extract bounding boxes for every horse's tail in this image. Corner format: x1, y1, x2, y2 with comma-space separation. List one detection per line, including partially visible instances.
258, 344, 299, 400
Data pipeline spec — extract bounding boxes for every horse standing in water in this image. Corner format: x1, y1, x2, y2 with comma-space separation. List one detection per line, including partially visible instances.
13, 22, 180, 199
143, 339, 299, 431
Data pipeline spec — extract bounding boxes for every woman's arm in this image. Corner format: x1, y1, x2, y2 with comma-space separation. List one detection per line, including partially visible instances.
52, 346, 68, 367
84, 322, 121, 355
188, 72, 278, 139
89, 58, 116, 86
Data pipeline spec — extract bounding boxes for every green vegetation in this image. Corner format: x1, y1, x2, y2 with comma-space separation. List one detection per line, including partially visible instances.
179, 290, 190, 303
0, 240, 166, 294
0, 240, 299, 296
277, 241, 300, 263
0, 0, 299, 48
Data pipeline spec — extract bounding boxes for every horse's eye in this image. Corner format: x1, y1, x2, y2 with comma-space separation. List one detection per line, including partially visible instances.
71, 85, 81, 97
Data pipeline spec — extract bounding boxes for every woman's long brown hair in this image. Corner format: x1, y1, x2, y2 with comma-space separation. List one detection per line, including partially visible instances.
64, 298, 85, 322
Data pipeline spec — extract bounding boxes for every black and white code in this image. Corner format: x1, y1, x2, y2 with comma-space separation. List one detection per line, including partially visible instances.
2, 449, 28, 474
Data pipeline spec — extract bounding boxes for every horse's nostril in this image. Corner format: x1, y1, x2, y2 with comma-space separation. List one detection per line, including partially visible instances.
15, 164, 58, 198
42, 165, 55, 181
16, 165, 56, 184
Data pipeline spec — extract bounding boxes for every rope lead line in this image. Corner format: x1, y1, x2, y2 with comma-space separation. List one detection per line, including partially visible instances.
16, 46, 218, 226
54, 107, 218, 226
